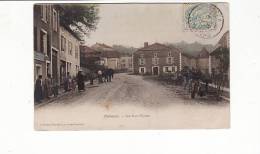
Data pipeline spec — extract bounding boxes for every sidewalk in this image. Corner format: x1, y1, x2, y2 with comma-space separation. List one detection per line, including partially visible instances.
35, 81, 92, 108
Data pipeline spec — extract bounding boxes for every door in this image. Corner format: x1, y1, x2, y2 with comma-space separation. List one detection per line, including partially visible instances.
52, 50, 58, 82
153, 67, 159, 75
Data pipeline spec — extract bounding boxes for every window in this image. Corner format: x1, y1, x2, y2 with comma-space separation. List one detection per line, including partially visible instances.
75, 45, 79, 58
139, 67, 146, 74
152, 58, 159, 65
168, 52, 172, 57
40, 30, 47, 54
139, 58, 145, 65
35, 64, 42, 80
53, 9, 58, 31
76, 65, 78, 73
46, 62, 51, 76
166, 57, 174, 64
68, 42, 72, 55
141, 68, 144, 73
61, 35, 66, 52
154, 53, 158, 57
163, 66, 173, 73
34, 27, 37, 51
67, 62, 72, 74
166, 57, 173, 64
41, 5, 47, 22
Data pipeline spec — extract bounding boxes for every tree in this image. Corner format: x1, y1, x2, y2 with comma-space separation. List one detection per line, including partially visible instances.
58, 4, 100, 40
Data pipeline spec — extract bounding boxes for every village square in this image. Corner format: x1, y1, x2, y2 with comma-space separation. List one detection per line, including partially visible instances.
34, 3, 230, 129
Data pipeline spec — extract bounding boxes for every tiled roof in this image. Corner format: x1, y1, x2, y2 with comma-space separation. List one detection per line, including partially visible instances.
91, 43, 120, 58
138, 43, 173, 51
210, 31, 230, 55
197, 47, 209, 58
80, 45, 101, 57
80, 45, 97, 53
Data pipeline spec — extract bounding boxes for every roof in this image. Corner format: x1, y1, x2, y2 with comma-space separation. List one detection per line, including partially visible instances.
197, 47, 209, 58
91, 43, 120, 58
210, 31, 230, 55
138, 43, 173, 51
80, 45, 101, 57
60, 25, 83, 41
218, 30, 229, 48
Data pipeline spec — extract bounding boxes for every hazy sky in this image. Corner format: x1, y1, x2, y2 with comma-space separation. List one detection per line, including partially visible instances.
85, 3, 229, 48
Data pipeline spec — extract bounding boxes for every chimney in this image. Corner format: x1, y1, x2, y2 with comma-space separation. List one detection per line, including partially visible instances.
144, 42, 148, 47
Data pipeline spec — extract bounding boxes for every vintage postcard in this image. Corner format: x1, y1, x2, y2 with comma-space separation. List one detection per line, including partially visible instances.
34, 3, 230, 130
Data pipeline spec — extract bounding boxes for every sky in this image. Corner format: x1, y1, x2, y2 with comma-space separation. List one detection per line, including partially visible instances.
85, 3, 229, 48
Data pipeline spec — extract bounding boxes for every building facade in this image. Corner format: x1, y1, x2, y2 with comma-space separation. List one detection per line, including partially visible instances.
119, 56, 133, 72
196, 48, 210, 74
133, 42, 181, 75
210, 31, 230, 75
60, 26, 81, 83
34, 4, 60, 83
91, 43, 120, 70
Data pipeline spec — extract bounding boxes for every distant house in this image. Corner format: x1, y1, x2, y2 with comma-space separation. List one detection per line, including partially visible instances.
196, 47, 210, 74
80, 45, 102, 72
91, 43, 120, 70
133, 42, 182, 75
119, 56, 133, 72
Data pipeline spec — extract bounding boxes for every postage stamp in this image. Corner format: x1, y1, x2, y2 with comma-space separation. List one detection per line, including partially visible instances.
183, 3, 224, 39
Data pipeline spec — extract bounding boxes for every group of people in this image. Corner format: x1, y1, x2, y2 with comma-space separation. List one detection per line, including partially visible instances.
34, 70, 86, 104
34, 74, 58, 103
181, 68, 211, 97
97, 68, 114, 83
63, 71, 85, 92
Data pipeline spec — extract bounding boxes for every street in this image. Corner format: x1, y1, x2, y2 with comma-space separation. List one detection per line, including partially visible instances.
35, 73, 229, 130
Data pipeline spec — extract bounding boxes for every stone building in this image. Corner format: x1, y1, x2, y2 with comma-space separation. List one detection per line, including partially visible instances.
196, 47, 210, 74
34, 4, 60, 83
91, 43, 120, 70
60, 26, 81, 83
119, 56, 133, 72
133, 42, 182, 75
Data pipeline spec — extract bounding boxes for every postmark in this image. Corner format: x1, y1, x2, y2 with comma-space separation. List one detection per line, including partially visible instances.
184, 3, 224, 39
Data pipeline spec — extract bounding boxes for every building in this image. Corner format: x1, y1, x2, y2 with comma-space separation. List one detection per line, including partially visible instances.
80, 45, 102, 72
133, 42, 182, 75
34, 4, 60, 83
59, 26, 81, 83
210, 31, 230, 75
196, 47, 210, 74
119, 56, 133, 72
209, 31, 230, 87
91, 43, 120, 70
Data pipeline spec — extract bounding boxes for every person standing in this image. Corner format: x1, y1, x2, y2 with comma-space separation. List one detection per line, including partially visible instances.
98, 70, 102, 83
34, 75, 43, 103
111, 69, 114, 79
104, 69, 109, 83
108, 69, 113, 82
64, 72, 70, 92
52, 77, 59, 97
89, 71, 94, 85
77, 70, 85, 91
44, 74, 52, 98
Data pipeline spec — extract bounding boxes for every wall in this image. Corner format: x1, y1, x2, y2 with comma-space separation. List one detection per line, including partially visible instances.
60, 26, 80, 78
133, 49, 179, 75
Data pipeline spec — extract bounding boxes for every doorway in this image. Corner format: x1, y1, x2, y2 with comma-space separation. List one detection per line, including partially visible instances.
152, 66, 159, 75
